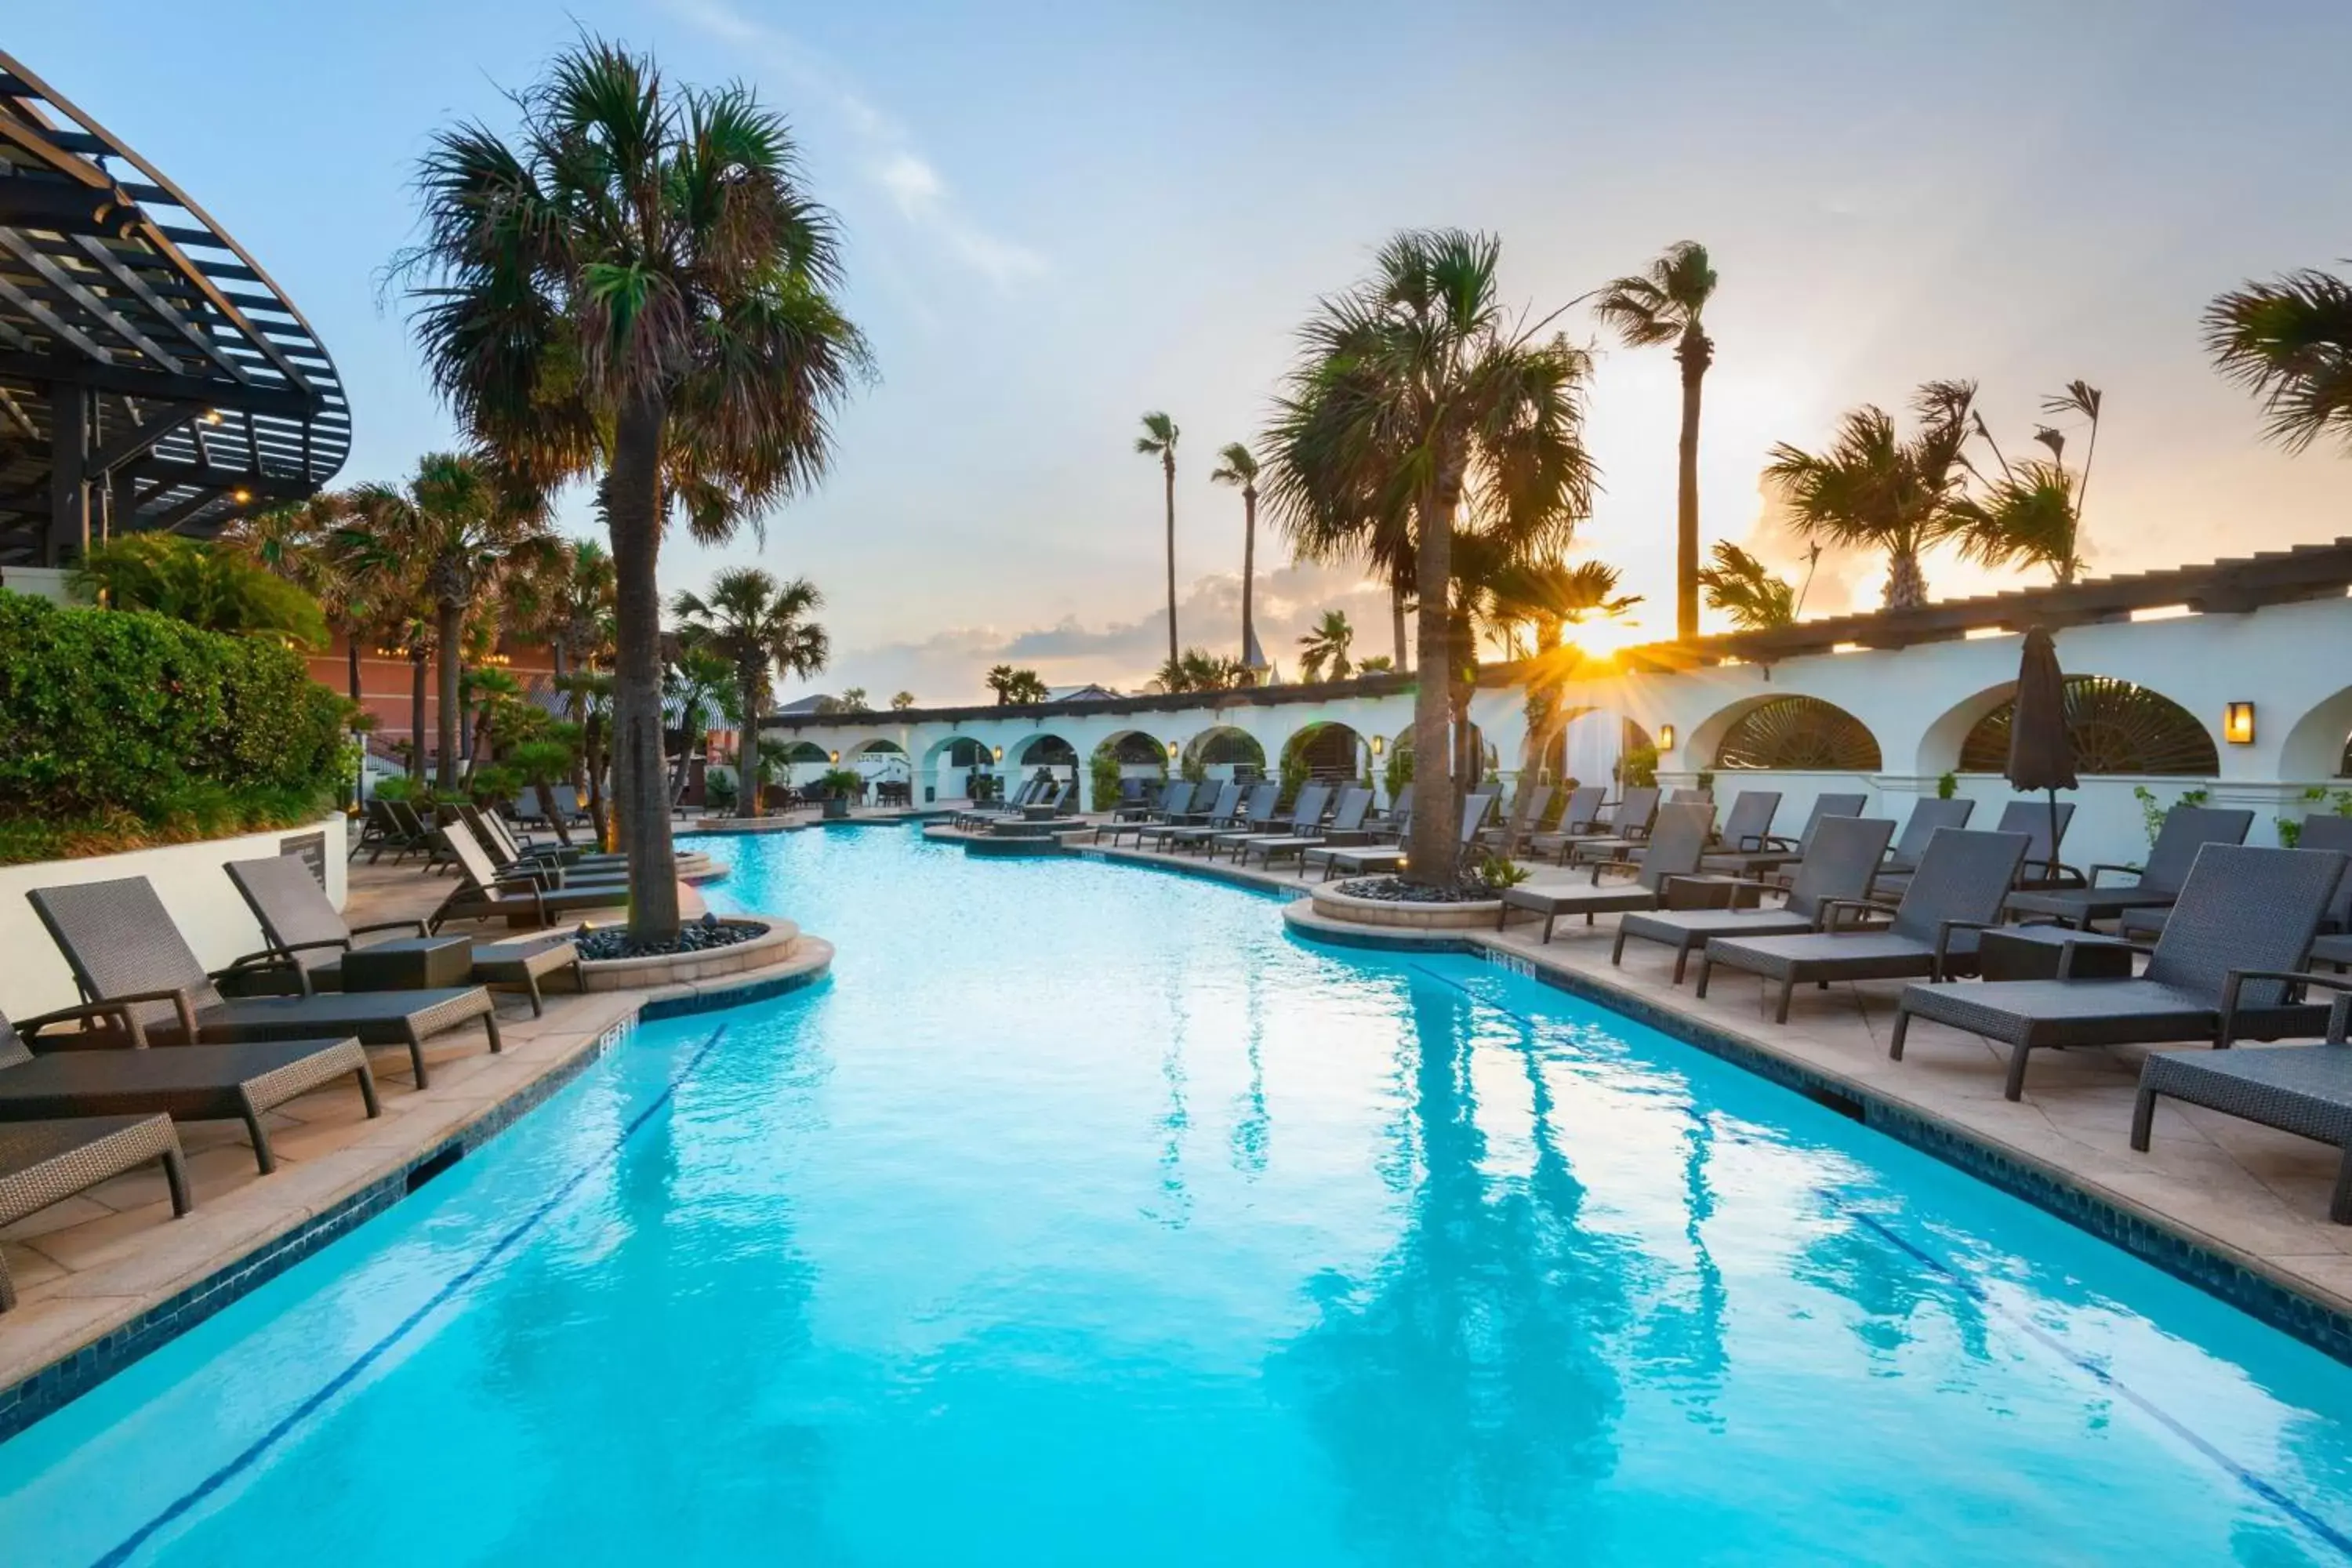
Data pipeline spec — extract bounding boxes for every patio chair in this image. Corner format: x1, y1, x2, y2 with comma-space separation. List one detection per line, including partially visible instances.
2132, 989, 2352, 1223
1876, 797, 1976, 877
1892, 843, 2348, 1101
1365, 785, 1415, 840
1237, 786, 1375, 869
1877, 798, 2078, 898
2125, 814, 2352, 942
0, 1005, 376, 1175
1540, 786, 1659, 866
953, 777, 1042, 829
1497, 801, 1719, 943
1167, 782, 1280, 854
1613, 815, 1899, 982
370, 799, 441, 867
2003, 805, 2253, 929
1132, 782, 1245, 850
427, 817, 630, 934
26, 876, 500, 1091
1475, 785, 1554, 849
1698, 793, 1867, 878
1208, 783, 1328, 861
0, 1112, 188, 1309
1522, 786, 1606, 856
1573, 787, 1771, 873
1315, 791, 1498, 882
1096, 781, 1196, 844
1692, 828, 2030, 1024
459, 807, 630, 889
228, 855, 582, 1018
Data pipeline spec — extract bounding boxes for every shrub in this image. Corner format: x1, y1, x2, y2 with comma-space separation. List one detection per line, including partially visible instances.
0, 595, 350, 862
1936, 770, 1958, 800
70, 533, 327, 644
1089, 744, 1123, 811
1620, 742, 1659, 789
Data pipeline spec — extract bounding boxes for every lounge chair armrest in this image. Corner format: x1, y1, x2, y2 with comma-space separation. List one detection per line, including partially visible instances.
272, 936, 358, 956
2084, 862, 2144, 887
15, 997, 150, 1048
2056, 935, 2153, 978
1815, 895, 1896, 932
349, 917, 430, 938
2220, 967, 2352, 1042
2332, 990, 2352, 1045
43, 985, 199, 1042
2021, 856, 2085, 886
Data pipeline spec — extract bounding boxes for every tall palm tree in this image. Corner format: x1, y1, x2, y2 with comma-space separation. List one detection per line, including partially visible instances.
1477, 557, 1639, 856
2203, 265, 2352, 454
344, 453, 554, 790
1947, 461, 2083, 585
664, 645, 732, 800
985, 664, 1017, 705
671, 569, 828, 820
1137, 412, 1181, 670
1594, 241, 1719, 641
1265, 229, 1597, 887
1765, 379, 1976, 611
1298, 609, 1355, 681
397, 37, 870, 939
1695, 541, 1796, 630
1210, 441, 1262, 671
220, 492, 362, 699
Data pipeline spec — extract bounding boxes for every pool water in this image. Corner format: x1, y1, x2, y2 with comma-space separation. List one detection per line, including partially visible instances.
5, 825, 2352, 1564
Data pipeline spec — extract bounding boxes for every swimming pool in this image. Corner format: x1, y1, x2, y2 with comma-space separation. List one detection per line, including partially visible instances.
5, 824, 2352, 1563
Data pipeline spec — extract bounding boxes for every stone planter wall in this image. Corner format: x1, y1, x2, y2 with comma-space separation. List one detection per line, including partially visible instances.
575, 917, 804, 992
1307, 884, 1502, 931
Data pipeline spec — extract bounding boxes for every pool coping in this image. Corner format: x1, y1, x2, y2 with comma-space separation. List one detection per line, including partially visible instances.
1279, 898, 2352, 1368
0, 935, 834, 1443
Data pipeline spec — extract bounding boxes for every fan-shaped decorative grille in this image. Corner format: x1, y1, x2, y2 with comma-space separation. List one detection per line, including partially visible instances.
1713, 698, 1883, 771
1283, 724, 1364, 778
1188, 728, 1266, 768
1020, 735, 1078, 766
1958, 677, 2216, 775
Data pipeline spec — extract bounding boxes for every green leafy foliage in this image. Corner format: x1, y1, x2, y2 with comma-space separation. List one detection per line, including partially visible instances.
0, 597, 350, 862
1620, 742, 1659, 789
1089, 743, 1124, 812
71, 533, 328, 645
2132, 783, 2211, 853
1936, 771, 1959, 800
2276, 785, 2352, 848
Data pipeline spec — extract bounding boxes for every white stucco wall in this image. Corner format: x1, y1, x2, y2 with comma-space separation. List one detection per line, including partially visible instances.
0, 816, 347, 1021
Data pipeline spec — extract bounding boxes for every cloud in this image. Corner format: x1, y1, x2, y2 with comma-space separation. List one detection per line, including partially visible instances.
671, 0, 1047, 289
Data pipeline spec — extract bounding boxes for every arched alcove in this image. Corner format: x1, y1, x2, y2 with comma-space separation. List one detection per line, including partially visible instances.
1958, 676, 2216, 775
1711, 697, 1882, 771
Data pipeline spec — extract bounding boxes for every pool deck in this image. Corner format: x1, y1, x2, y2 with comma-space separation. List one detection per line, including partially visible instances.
0, 852, 832, 1436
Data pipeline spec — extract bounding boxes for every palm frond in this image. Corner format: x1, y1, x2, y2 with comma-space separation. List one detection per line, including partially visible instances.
2202, 267, 2352, 454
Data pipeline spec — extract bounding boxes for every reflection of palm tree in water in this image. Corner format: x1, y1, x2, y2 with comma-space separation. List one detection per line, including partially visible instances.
1229, 959, 1270, 1178
1275, 973, 1646, 1561
1624, 1107, 1731, 1431
1147, 964, 1192, 1227
1793, 1200, 1993, 1364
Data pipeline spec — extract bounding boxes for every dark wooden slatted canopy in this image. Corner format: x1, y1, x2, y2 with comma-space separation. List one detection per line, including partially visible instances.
0, 49, 347, 564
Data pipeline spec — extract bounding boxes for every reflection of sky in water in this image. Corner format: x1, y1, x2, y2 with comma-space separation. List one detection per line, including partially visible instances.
5, 826, 2350, 1566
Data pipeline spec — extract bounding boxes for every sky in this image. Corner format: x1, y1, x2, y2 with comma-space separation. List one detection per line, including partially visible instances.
17, 1, 2352, 702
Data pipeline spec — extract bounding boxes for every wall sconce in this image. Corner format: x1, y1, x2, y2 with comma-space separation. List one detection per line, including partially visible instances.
1370, 735, 1385, 757
828, 750, 840, 764
1165, 739, 1180, 759
993, 745, 1006, 763
1657, 723, 1677, 751
2223, 702, 2255, 746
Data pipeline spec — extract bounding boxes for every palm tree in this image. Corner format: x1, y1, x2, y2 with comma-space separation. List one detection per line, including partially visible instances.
1764, 379, 1976, 611
1478, 557, 1639, 855
1210, 442, 1262, 670
1137, 412, 1181, 670
985, 664, 1018, 705
889, 691, 916, 710
1298, 609, 1355, 681
1265, 229, 1596, 887
1947, 460, 2083, 585
1006, 669, 1050, 704
1696, 542, 1797, 630
344, 452, 554, 789
220, 492, 364, 700
1595, 241, 1719, 641
397, 37, 870, 939
671, 569, 829, 820
2203, 266, 2352, 454
664, 645, 732, 800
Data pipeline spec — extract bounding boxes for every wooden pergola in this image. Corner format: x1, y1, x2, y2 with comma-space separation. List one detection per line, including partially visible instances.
0, 49, 347, 565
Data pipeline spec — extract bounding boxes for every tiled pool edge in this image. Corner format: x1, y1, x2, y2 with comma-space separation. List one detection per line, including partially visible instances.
0, 950, 830, 1443
1281, 903, 2352, 1368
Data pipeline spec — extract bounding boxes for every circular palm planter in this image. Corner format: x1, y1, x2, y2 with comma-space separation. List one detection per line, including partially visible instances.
575, 916, 802, 992
1308, 884, 1501, 931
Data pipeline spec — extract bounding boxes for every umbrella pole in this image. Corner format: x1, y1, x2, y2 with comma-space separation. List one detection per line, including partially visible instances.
2046, 788, 2060, 884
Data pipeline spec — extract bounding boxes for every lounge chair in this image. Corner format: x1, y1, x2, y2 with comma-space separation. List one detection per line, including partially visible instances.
1613, 815, 1898, 982
1877, 797, 1976, 877
1208, 783, 1327, 861
1316, 791, 1499, 882
1166, 782, 1279, 854
2132, 989, 2352, 1222
26, 876, 500, 1090
1566, 784, 1737, 870
460, 807, 632, 889
1541, 786, 1659, 866
1698, 792, 1867, 879
378, 800, 447, 868
0, 1005, 376, 1174
1877, 798, 2078, 898
0, 1111, 188, 1309
1108, 779, 1151, 819
1364, 785, 1414, 841
427, 817, 631, 933
351, 800, 411, 863
1519, 785, 1606, 856
1131, 782, 1244, 849
228, 855, 583, 1018
1497, 801, 1718, 943
2003, 805, 2253, 929
2125, 814, 2352, 942
954, 778, 1043, 829
1693, 828, 2029, 1023
1893, 843, 2348, 1101
1238, 786, 1375, 868
1475, 785, 1553, 849
1095, 781, 1195, 844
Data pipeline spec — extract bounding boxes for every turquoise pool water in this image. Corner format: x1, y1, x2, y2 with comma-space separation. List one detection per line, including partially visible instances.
5, 824, 2352, 1563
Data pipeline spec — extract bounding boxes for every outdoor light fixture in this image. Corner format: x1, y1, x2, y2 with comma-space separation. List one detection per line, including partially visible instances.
1166, 739, 1179, 759
993, 746, 1006, 762
2224, 702, 2256, 746
1370, 735, 1385, 756
1657, 724, 1677, 751
829, 750, 840, 764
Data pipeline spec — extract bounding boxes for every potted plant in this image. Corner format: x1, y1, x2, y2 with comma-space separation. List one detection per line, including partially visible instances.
818, 766, 864, 818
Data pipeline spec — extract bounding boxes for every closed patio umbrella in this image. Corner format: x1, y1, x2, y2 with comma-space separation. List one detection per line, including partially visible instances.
2005, 626, 2077, 866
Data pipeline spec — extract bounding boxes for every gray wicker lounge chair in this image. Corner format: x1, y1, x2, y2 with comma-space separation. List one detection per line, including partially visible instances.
0, 1112, 187, 1309
1237, 786, 1375, 868
1210, 784, 1328, 861
1541, 786, 1659, 866
228, 855, 582, 1018
2132, 989, 2352, 1222
1893, 843, 2347, 1100
1877, 798, 2078, 898
1318, 792, 1498, 881
2003, 805, 2253, 929
1363, 785, 1415, 842
1698, 793, 1867, 877
26, 876, 499, 1090
1693, 828, 2029, 1023
2127, 814, 2352, 942
1095, 781, 1195, 844
0, 1005, 376, 1174
1572, 788, 1773, 870
1130, 782, 1240, 848
954, 777, 1044, 829
1519, 785, 1606, 853
1498, 802, 1718, 943
1613, 815, 1899, 982
1877, 797, 1976, 876
461, 809, 633, 890
429, 818, 631, 932
1475, 785, 1553, 850
1167, 782, 1279, 853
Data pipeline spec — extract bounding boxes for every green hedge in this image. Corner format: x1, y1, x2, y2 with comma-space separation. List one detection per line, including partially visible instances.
0, 595, 350, 860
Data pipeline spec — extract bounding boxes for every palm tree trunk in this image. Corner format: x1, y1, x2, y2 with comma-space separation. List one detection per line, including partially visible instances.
737, 666, 762, 821
1501, 633, 1563, 858
1163, 456, 1179, 670
1885, 546, 1928, 611
1674, 328, 1711, 642
345, 633, 362, 706
408, 649, 428, 781
1391, 580, 1409, 672
608, 389, 683, 940
434, 601, 463, 790
1406, 482, 1461, 888
1240, 487, 1257, 679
